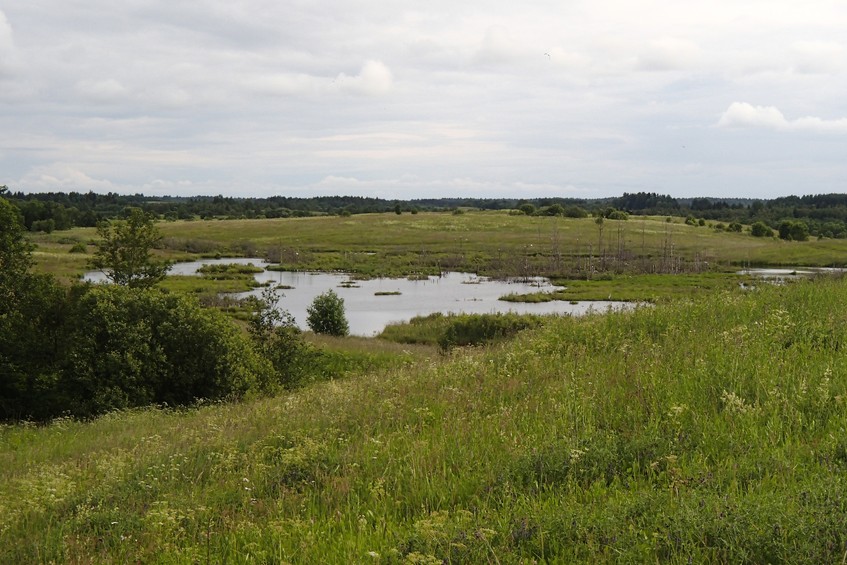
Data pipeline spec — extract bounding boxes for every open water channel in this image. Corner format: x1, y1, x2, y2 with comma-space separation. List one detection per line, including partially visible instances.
86, 258, 632, 336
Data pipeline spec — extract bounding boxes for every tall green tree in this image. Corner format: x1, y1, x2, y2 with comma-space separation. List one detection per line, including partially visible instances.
0, 194, 33, 306
0, 194, 67, 420
91, 208, 171, 288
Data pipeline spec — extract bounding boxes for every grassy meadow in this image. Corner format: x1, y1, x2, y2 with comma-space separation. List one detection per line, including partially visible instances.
9, 210, 847, 562
4, 275, 847, 562
28, 211, 847, 287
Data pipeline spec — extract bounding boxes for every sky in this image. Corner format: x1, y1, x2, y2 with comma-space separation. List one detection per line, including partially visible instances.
1, 1, 846, 200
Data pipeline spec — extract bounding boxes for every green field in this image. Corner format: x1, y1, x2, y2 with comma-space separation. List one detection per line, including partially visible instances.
4, 275, 847, 562
29, 211, 847, 287
9, 209, 847, 562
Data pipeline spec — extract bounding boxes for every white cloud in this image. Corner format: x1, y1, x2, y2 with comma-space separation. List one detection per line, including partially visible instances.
637, 37, 702, 71
74, 78, 129, 103
791, 40, 844, 74
545, 47, 590, 70
310, 174, 582, 198
249, 74, 320, 97
0, 10, 19, 75
19, 163, 120, 192
142, 179, 195, 193
335, 60, 393, 96
717, 102, 847, 133
5, 0, 847, 199
717, 102, 788, 129
474, 26, 522, 66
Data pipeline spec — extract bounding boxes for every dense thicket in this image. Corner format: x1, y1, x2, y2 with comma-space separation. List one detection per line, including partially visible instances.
0, 282, 276, 421
0, 196, 288, 421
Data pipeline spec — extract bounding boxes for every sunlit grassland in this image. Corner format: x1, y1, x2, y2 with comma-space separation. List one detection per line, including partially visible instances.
502, 272, 757, 302
28, 212, 847, 284
4, 276, 847, 562
150, 211, 847, 268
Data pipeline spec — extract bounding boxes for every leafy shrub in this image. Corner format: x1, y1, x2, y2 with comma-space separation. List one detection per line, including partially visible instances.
517, 203, 536, 216
379, 313, 452, 346
307, 290, 349, 336
69, 241, 88, 253
751, 221, 774, 238
31, 219, 55, 233
544, 203, 565, 216
0, 274, 68, 421
599, 207, 628, 220
438, 313, 544, 351
778, 220, 809, 241
6, 282, 274, 420
59, 286, 272, 417
563, 205, 588, 218
249, 287, 313, 388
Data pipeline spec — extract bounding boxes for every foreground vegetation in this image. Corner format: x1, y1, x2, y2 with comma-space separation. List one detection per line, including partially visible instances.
4, 275, 847, 562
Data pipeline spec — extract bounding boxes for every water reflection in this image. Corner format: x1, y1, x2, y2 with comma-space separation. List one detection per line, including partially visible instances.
86, 258, 633, 337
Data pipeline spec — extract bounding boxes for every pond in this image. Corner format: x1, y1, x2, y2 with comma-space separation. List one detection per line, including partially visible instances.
738, 267, 846, 281
86, 259, 633, 337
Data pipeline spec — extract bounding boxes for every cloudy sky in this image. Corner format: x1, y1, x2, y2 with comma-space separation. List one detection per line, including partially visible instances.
2, 1, 846, 199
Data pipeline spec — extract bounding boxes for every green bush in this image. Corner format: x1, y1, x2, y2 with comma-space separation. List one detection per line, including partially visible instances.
563, 205, 588, 218
307, 290, 349, 337
778, 220, 809, 241
31, 218, 55, 233
544, 204, 565, 216
1, 284, 274, 421
379, 313, 452, 346
0, 273, 68, 421
60, 286, 272, 417
0, 196, 278, 421
517, 203, 536, 216
249, 287, 313, 388
438, 313, 544, 351
751, 221, 774, 238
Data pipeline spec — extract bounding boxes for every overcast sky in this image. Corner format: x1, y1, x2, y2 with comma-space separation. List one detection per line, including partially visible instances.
2, 1, 846, 199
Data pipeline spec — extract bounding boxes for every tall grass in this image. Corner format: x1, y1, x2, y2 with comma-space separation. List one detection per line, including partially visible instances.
3, 276, 847, 562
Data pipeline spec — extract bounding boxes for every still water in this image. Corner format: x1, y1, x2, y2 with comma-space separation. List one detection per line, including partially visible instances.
86, 258, 632, 337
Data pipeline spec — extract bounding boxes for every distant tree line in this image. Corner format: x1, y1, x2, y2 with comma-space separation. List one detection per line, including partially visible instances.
4, 186, 847, 239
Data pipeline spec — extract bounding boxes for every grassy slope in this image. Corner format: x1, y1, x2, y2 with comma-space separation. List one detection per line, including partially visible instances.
4, 276, 847, 562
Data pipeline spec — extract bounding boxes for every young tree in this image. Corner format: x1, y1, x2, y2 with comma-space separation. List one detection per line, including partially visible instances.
249, 287, 311, 388
91, 208, 171, 288
306, 290, 349, 336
